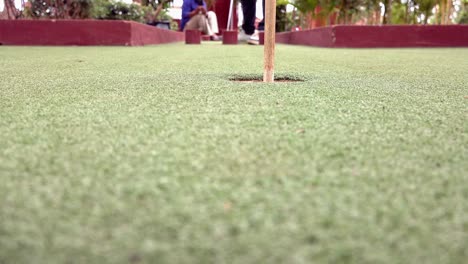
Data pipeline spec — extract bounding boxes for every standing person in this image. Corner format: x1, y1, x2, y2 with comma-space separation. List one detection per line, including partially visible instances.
238, 0, 265, 45
181, 0, 220, 40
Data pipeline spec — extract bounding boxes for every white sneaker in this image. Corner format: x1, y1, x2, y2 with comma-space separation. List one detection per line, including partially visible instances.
238, 28, 252, 42
247, 31, 260, 45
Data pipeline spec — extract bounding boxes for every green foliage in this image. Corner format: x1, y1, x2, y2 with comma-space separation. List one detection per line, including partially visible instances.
337, 0, 363, 23
276, 5, 289, 32
22, 0, 173, 24
458, 11, 468, 23
273, 1, 298, 32
277, 0, 291, 5
89, 0, 112, 19
170, 20, 180, 30
91, 0, 173, 23
290, 0, 466, 26
291, 0, 319, 14
141, 0, 160, 8
99, 1, 151, 22
458, 0, 468, 24
391, 2, 407, 24
24, 0, 93, 19
414, 0, 437, 24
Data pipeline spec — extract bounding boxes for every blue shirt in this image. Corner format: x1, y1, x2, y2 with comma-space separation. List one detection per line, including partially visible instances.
181, 0, 207, 31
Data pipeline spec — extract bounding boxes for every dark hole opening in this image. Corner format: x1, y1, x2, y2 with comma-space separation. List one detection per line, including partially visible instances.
229, 75, 304, 83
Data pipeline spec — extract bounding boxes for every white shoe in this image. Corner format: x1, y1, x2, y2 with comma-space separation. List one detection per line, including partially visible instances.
210, 35, 220, 41
247, 31, 260, 45
238, 28, 252, 42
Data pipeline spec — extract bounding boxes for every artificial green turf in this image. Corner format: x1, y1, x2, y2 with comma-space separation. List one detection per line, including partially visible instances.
0, 43, 467, 264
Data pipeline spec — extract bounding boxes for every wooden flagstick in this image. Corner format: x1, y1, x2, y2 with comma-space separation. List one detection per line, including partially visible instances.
263, 0, 276, 83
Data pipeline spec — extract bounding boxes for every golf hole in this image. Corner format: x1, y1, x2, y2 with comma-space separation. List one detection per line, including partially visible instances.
230, 76, 304, 83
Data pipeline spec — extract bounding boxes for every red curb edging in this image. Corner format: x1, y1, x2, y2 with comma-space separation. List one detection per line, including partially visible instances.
185, 30, 201, 44
276, 25, 468, 48
222, 30, 237, 45
0, 20, 184, 46
2, 21, 467, 48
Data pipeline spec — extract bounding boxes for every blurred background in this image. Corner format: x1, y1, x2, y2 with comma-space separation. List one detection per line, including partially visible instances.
1, 0, 467, 32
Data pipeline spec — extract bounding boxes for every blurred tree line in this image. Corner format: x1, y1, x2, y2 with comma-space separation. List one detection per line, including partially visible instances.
288, 0, 468, 30
2, 0, 467, 30
4, 0, 173, 25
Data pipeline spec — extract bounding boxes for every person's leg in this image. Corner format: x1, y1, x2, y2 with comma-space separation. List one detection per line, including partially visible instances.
185, 14, 202, 31
203, 18, 214, 36
185, 14, 211, 35
245, 0, 263, 45
207, 11, 219, 34
257, 0, 265, 31
240, 0, 256, 35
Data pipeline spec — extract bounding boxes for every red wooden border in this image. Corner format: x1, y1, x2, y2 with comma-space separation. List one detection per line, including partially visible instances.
0, 20, 184, 46
2, 21, 467, 48
276, 25, 468, 48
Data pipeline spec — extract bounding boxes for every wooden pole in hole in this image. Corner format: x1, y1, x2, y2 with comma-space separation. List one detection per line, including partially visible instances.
263, 0, 276, 83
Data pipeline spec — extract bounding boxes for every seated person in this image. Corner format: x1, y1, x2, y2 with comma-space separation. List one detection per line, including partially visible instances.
181, 0, 219, 40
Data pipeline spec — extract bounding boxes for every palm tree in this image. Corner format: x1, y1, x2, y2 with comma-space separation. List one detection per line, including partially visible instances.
438, 0, 454, 24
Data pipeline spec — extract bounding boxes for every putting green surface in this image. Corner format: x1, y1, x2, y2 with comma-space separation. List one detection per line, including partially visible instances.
0, 44, 467, 264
